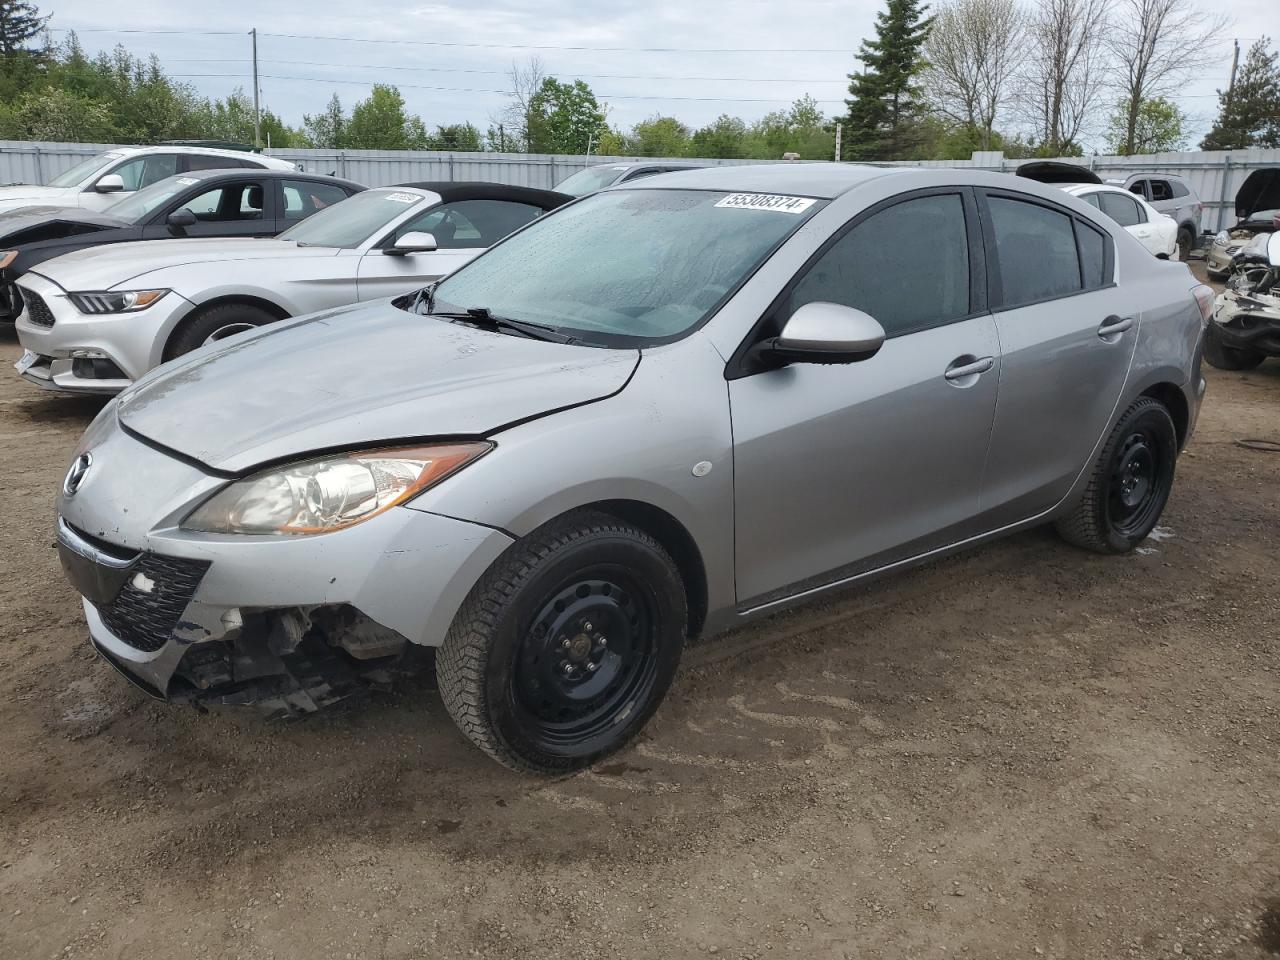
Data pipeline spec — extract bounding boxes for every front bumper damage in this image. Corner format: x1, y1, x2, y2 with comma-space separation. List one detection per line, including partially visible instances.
1213, 272, 1280, 357
56, 417, 514, 712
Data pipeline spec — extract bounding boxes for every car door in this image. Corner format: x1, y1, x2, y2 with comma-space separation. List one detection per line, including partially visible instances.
728, 189, 1000, 605
975, 190, 1136, 526
142, 180, 278, 240
356, 198, 545, 302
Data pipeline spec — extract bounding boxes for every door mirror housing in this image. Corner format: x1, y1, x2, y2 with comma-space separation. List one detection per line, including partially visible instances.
166, 207, 197, 233
94, 173, 125, 194
385, 231, 437, 255
767, 302, 886, 366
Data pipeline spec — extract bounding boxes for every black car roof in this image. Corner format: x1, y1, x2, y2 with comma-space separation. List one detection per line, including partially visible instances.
394, 181, 571, 210
173, 168, 366, 191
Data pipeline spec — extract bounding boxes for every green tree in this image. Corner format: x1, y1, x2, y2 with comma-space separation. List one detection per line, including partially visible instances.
304, 93, 346, 149
0, 0, 44, 57
845, 0, 934, 160
1105, 97, 1185, 154
527, 77, 607, 154
1201, 38, 1280, 150
746, 96, 834, 159
429, 122, 483, 151
345, 84, 424, 150
627, 115, 691, 156
689, 115, 748, 158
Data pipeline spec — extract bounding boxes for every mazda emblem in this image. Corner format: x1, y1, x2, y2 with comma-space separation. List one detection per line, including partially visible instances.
63, 452, 92, 496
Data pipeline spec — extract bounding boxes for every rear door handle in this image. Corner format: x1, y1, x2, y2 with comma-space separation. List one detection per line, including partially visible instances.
1098, 315, 1134, 340
944, 355, 995, 381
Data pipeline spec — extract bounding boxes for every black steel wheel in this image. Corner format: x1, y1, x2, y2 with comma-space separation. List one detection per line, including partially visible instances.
1056, 397, 1178, 554
437, 512, 686, 773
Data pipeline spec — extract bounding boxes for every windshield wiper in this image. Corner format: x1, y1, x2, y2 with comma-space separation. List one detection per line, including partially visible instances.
431, 306, 577, 344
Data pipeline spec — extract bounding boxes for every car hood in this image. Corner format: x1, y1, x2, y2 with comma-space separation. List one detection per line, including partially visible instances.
1236, 168, 1280, 219
30, 237, 335, 290
0, 185, 80, 210
0, 206, 127, 246
115, 301, 640, 473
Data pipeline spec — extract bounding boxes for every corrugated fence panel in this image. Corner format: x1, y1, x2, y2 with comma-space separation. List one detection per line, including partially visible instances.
1, 140, 1275, 231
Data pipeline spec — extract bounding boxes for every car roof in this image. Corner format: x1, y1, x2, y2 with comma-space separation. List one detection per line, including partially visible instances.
161, 168, 365, 190
392, 181, 571, 209
614, 162, 905, 199
100, 145, 295, 169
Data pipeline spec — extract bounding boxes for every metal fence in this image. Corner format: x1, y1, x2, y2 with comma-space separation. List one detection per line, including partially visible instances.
1, 139, 1276, 233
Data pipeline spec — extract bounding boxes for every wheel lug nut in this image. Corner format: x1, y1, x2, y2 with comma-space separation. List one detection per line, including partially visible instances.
598, 637, 607, 648
582, 621, 593, 632
587, 662, 598, 672
562, 662, 573, 675
561, 638, 571, 649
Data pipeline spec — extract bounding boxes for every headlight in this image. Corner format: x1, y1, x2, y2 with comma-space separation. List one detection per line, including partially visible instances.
182, 442, 492, 536
69, 289, 168, 314
1214, 231, 1229, 245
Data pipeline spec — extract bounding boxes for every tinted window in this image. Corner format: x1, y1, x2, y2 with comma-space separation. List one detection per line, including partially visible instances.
111, 154, 179, 191
1099, 191, 1143, 227
1149, 180, 1173, 202
185, 154, 243, 172
282, 179, 351, 221
989, 196, 1081, 306
1169, 179, 1189, 198
395, 199, 544, 249
786, 193, 969, 337
1128, 181, 1147, 197
1076, 221, 1106, 289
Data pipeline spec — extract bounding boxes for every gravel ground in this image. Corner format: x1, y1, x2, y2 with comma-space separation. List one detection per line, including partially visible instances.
1, 263, 1278, 960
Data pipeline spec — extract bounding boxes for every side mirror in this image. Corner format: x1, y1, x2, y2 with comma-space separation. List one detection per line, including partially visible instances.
385, 231, 438, 255
166, 208, 197, 234
94, 173, 125, 194
767, 302, 886, 365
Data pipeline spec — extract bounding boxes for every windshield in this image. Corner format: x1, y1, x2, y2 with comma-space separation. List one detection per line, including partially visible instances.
47, 152, 124, 188
277, 188, 424, 247
105, 174, 204, 222
429, 188, 823, 345
554, 165, 630, 197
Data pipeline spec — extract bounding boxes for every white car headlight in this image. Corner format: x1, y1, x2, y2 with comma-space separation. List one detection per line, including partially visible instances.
182, 442, 492, 536
69, 289, 169, 314
1213, 231, 1229, 245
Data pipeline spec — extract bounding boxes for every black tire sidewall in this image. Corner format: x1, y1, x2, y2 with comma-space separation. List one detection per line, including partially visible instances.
166, 304, 276, 360
1096, 402, 1177, 552
483, 531, 686, 771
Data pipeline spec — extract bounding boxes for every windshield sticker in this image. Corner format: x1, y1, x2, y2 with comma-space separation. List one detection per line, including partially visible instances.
715, 193, 816, 214
176, 177, 199, 185
383, 192, 423, 204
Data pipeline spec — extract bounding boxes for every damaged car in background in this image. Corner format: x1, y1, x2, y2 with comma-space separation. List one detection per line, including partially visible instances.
1206, 168, 1280, 280
53, 165, 1209, 773
1205, 231, 1280, 370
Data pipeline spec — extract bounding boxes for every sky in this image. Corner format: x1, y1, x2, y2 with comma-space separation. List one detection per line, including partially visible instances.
40, 0, 1280, 154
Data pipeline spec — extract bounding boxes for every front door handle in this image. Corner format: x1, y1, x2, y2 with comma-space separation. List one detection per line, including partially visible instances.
944, 355, 995, 382
1098, 315, 1134, 340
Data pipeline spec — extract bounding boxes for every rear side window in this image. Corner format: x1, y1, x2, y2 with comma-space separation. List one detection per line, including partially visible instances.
1170, 179, 1189, 198
1099, 191, 1144, 227
1076, 221, 1107, 289
282, 179, 351, 221
988, 196, 1081, 306
786, 192, 970, 337
185, 154, 243, 173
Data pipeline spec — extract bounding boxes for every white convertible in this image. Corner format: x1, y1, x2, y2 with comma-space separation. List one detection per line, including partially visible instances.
13, 182, 569, 394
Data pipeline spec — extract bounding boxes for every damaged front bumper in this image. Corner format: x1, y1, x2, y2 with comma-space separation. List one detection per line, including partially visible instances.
1213, 287, 1280, 356
55, 416, 514, 710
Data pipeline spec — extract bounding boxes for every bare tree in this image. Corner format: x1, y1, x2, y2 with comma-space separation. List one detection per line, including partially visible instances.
492, 56, 547, 151
923, 0, 1026, 150
1016, 0, 1111, 154
1107, 0, 1226, 154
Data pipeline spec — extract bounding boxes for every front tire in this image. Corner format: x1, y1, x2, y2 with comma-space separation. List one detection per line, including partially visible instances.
437, 512, 687, 773
1204, 325, 1265, 370
1056, 397, 1178, 554
164, 302, 279, 361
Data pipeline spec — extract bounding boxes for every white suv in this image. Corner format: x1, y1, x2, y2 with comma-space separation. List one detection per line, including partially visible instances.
0, 145, 296, 215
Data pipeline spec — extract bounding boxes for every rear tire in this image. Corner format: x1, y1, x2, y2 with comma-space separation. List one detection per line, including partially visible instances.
1204, 325, 1265, 371
1055, 397, 1178, 554
164, 302, 279, 361
1177, 227, 1194, 262
437, 511, 687, 774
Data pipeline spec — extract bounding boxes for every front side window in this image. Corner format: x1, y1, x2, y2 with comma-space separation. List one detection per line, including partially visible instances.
1128, 181, 1147, 198
176, 182, 265, 220
277, 188, 421, 248
110, 154, 180, 191
106, 174, 204, 222
1099, 191, 1143, 227
784, 193, 970, 338
1149, 180, 1173, 202
988, 196, 1082, 306
392, 199, 543, 249
282, 180, 351, 221
430, 188, 821, 345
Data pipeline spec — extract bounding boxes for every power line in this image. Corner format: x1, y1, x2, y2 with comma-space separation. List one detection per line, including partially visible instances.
49, 25, 853, 54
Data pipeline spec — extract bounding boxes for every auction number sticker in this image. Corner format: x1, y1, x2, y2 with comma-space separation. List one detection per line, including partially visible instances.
383, 192, 423, 204
715, 193, 816, 214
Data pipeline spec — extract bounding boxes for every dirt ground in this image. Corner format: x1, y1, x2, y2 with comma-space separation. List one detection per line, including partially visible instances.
2, 264, 1278, 960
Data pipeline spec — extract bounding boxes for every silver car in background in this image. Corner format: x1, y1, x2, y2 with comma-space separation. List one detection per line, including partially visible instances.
14, 182, 568, 394
54, 165, 1210, 772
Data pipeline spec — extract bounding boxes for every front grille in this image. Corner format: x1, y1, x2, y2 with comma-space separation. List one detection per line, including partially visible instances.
95, 553, 212, 653
21, 286, 54, 327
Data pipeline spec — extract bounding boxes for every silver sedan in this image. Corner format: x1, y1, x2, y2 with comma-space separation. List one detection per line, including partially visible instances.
54, 164, 1210, 772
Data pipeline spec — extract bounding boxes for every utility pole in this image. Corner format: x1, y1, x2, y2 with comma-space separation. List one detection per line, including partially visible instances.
1225, 39, 1240, 113
250, 27, 262, 150
834, 122, 842, 163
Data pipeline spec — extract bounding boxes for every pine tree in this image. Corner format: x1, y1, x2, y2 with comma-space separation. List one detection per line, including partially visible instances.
0, 1, 47, 58
1201, 38, 1280, 150
844, 0, 934, 160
